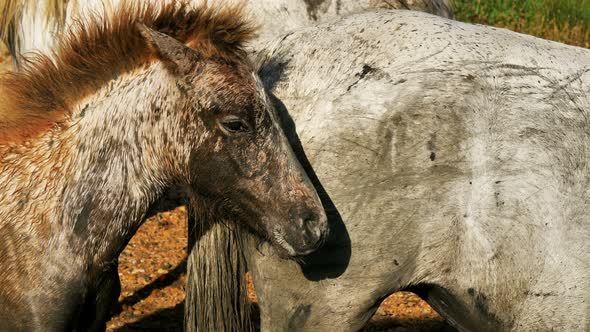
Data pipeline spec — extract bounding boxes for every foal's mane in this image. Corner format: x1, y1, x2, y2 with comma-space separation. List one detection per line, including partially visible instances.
0, 1, 256, 144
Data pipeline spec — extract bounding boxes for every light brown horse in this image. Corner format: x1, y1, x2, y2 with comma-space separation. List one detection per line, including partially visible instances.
0, 2, 327, 331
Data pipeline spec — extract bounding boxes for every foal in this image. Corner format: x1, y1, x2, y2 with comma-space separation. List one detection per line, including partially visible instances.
0, 3, 327, 331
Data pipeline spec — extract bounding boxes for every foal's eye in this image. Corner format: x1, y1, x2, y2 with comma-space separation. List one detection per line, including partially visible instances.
219, 116, 251, 134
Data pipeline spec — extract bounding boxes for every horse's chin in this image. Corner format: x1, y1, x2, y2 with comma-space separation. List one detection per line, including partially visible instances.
263, 238, 299, 260
252, 231, 305, 260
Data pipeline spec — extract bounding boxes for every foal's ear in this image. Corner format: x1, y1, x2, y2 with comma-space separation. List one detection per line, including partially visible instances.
137, 23, 199, 74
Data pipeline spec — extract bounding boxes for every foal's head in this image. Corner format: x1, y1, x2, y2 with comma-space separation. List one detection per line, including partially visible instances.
138, 18, 330, 256
139, 24, 328, 255
0, 3, 328, 256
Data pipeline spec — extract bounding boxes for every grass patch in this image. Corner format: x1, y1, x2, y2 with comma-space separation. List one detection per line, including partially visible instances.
453, 0, 590, 48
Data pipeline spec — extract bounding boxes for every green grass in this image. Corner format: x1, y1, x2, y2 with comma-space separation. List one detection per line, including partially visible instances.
452, 0, 590, 48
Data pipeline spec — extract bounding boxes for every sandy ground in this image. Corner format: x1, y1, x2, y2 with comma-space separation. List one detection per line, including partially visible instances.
106, 208, 449, 332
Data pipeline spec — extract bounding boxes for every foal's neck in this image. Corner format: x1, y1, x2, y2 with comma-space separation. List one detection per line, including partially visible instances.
2, 63, 182, 269
66, 63, 185, 266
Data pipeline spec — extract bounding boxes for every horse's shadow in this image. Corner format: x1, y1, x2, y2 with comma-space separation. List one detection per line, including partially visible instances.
115, 257, 187, 313
110, 258, 187, 331
112, 270, 263, 332
110, 255, 261, 331
113, 300, 263, 332
271, 92, 352, 280
112, 303, 184, 332
260, 56, 352, 279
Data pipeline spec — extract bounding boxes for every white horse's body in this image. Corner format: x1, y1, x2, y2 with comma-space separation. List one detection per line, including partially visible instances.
242, 10, 590, 331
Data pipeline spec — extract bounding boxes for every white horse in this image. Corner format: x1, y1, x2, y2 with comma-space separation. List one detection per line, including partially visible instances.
188, 9, 590, 332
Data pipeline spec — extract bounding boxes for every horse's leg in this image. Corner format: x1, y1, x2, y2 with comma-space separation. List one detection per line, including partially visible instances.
92, 264, 121, 332
0, 236, 87, 331
75, 188, 185, 331
0, 297, 37, 332
76, 263, 121, 332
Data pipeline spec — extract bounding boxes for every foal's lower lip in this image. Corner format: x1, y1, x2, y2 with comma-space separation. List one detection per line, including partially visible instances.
294, 247, 317, 256
280, 241, 296, 256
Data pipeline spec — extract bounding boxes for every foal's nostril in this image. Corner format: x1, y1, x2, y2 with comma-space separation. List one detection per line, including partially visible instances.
302, 211, 318, 224
286, 207, 327, 255
301, 211, 323, 241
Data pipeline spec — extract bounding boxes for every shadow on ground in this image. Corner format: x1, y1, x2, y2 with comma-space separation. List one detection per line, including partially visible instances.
114, 300, 453, 332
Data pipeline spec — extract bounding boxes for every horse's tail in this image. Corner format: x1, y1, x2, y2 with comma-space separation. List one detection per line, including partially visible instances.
0, 0, 68, 66
185, 205, 252, 332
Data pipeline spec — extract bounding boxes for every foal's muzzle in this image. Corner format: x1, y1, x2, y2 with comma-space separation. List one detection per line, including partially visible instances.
279, 207, 329, 256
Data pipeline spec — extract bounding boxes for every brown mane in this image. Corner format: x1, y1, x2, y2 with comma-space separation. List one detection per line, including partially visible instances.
0, 1, 257, 144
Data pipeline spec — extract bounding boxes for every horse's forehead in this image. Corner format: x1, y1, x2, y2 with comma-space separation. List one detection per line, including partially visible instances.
206, 60, 257, 87
203, 61, 266, 109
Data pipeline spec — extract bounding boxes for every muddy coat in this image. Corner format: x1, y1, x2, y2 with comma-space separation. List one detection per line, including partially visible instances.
244, 10, 590, 332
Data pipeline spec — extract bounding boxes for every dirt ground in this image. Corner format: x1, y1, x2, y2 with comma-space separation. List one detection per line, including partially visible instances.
106, 207, 449, 332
